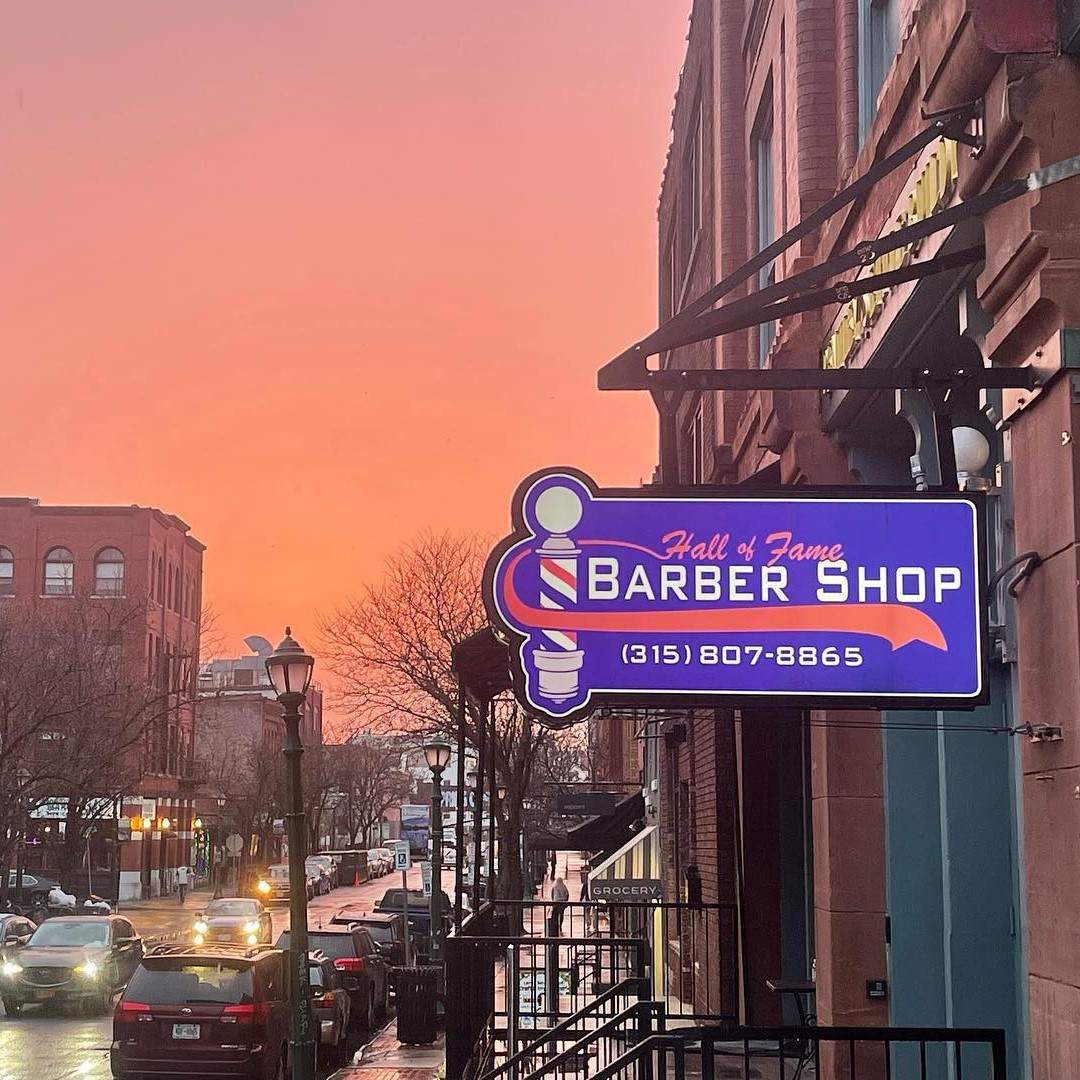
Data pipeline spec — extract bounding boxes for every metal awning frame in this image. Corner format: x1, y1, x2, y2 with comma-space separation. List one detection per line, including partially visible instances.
597, 102, 1080, 488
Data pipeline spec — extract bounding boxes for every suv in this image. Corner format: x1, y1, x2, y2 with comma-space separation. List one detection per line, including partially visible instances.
110, 942, 289, 1080
275, 927, 388, 1032
375, 889, 452, 945
328, 911, 406, 967
3, 915, 142, 1016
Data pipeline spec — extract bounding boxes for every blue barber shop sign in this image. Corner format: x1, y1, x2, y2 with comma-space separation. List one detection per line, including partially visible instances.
484, 469, 987, 726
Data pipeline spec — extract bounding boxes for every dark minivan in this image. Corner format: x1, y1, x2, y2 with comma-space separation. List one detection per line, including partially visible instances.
320, 849, 368, 887
110, 943, 289, 1080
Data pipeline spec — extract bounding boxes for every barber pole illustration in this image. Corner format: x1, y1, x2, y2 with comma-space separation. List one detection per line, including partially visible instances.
532, 485, 585, 702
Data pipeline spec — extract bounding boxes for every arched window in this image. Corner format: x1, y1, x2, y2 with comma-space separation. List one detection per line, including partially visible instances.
157, 558, 165, 604
43, 547, 74, 596
94, 547, 125, 596
0, 548, 13, 596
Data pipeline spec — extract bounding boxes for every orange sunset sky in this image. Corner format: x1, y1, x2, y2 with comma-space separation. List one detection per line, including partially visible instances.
1, 3, 689, 725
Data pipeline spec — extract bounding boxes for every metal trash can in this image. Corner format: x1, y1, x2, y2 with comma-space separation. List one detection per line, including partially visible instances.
392, 966, 444, 1045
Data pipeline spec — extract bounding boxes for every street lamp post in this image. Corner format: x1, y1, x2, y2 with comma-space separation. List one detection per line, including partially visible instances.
424, 737, 451, 967
213, 795, 226, 898
266, 627, 316, 1080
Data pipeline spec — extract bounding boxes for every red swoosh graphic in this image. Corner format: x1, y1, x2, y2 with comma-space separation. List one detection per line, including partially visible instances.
501, 550, 947, 652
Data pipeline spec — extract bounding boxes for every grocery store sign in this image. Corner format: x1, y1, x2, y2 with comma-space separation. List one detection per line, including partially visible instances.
484, 469, 987, 725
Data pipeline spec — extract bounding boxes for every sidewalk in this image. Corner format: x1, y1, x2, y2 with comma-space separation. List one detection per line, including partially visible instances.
119, 884, 208, 942
330, 1020, 444, 1080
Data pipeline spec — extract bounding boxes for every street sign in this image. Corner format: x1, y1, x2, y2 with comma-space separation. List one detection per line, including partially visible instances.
393, 842, 411, 872
272, 819, 285, 836
556, 791, 619, 817
485, 469, 987, 723
421, 861, 432, 898
225, 833, 244, 856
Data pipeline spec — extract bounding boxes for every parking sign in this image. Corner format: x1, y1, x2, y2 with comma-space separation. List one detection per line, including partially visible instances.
393, 841, 411, 872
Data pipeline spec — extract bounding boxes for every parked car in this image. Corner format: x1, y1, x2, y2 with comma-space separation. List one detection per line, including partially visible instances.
254, 864, 314, 905
308, 949, 354, 1070
307, 854, 339, 889
350, 912, 406, 967
2, 915, 142, 1016
365, 850, 383, 877
275, 926, 388, 1032
305, 857, 332, 895
110, 941, 288, 1079
5, 870, 63, 910
374, 888, 452, 947
377, 848, 394, 874
192, 898, 272, 946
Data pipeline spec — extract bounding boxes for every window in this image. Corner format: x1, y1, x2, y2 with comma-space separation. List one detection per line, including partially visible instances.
0, 547, 12, 596
859, 0, 900, 142
94, 547, 125, 596
43, 547, 74, 595
156, 557, 165, 604
687, 103, 704, 241
754, 103, 775, 366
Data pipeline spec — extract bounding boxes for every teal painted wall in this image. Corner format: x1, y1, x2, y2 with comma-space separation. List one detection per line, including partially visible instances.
883, 668, 1023, 1079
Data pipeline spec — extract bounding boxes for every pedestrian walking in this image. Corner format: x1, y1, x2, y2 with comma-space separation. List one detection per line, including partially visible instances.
176, 864, 190, 905
550, 876, 570, 936
549, 851, 557, 880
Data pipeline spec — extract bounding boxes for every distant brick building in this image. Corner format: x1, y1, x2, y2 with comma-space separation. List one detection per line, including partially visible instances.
0, 497, 204, 900
195, 636, 324, 867
652, 1, 1080, 1074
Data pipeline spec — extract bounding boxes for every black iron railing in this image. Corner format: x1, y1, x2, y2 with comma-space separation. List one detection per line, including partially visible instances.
445, 898, 739, 1080
591, 1023, 1008, 1080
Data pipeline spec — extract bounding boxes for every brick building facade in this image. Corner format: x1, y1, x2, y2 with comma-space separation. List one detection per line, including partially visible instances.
651, 1, 1080, 1075
0, 497, 204, 900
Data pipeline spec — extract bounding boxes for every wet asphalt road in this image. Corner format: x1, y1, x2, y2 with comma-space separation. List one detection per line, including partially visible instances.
0, 868, 429, 1080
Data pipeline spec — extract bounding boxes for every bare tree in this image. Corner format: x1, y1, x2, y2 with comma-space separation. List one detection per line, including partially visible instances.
321, 533, 553, 903
0, 595, 183, 897
329, 741, 413, 847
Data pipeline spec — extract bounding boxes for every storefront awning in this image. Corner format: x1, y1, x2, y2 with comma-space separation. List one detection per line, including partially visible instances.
527, 791, 645, 853
587, 825, 661, 901
451, 627, 512, 702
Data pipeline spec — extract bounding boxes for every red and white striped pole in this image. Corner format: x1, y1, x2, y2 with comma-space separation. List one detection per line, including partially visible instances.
532, 486, 585, 703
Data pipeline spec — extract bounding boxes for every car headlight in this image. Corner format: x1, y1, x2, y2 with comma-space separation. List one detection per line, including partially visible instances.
193, 933, 205, 945
1, 961, 22, 977
247, 934, 259, 945
193, 921, 208, 934
75, 961, 99, 978
257, 880, 271, 894
243, 920, 260, 933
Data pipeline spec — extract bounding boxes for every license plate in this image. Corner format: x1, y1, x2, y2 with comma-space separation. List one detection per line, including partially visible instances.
34, 989, 55, 1001
172, 1023, 200, 1040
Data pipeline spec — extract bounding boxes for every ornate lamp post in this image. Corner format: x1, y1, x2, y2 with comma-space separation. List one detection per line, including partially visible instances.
266, 627, 316, 1080
213, 795, 226, 898
423, 737, 452, 966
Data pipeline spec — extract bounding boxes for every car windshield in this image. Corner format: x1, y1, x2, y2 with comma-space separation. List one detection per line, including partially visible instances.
268, 865, 289, 881
277, 932, 355, 960
205, 900, 260, 917
363, 924, 394, 943
127, 962, 254, 1005
29, 921, 109, 948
